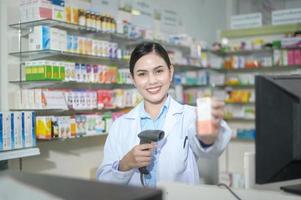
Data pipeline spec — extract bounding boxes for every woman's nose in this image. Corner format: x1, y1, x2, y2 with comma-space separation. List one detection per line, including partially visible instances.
148, 73, 157, 84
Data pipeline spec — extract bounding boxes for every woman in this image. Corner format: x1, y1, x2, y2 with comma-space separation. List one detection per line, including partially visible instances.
96, 42, 231, 187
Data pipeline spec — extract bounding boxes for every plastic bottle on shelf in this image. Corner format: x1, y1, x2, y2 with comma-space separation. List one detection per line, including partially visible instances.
78, 9, 86, 27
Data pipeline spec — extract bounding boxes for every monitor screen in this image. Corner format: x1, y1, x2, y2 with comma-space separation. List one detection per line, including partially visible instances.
255, 75, 301, 184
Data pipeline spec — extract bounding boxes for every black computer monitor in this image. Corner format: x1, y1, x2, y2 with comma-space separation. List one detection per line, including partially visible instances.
255, 75, 301, 194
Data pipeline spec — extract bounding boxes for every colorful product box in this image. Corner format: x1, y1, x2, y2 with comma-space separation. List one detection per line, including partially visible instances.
36, 116, 52, 139
293, 50, 301, 65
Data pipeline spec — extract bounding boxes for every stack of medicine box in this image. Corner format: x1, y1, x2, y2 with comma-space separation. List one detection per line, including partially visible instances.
0, 112, 36, 151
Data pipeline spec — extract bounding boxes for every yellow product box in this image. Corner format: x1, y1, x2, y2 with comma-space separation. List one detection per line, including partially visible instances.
36, 116, 52, 140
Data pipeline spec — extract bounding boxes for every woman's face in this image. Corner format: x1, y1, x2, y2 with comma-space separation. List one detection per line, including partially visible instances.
132, 52, 174, 105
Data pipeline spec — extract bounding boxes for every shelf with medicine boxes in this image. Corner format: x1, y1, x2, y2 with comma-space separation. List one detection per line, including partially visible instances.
9, 81, 134, 90
37, 132, 108, 142
9, 50, 129, 65
0, 147, 40, 161
8, 19, 191, 52
10, 107, 134, 116
214, 65, 301, 73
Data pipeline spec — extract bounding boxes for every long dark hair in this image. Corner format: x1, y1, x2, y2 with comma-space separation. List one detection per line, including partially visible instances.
129, 42, 171, 76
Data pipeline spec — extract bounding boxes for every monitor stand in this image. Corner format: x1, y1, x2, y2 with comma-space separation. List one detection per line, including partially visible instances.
280, 183, 301, 195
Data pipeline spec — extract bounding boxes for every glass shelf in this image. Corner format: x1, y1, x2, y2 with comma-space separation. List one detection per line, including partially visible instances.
0, 147, 40, 161
10, 107, 133, 116
9, 19, 125, 40
9, 19, 191, 51
214, 65, 301, 73
37, 133, 108, 142
9, 80, 134, 90
126, 39, 191, 54
225, 117, 255, 122
209, 48, 273, 56
9, 50, 129, 65
174, 64, 207, 72
223, 84, 255, 89
231, 137, 254, 142
225, 102, 255, 106
181, 84, 211, 88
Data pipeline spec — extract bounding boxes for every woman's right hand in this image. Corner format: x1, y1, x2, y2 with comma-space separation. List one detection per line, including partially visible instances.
118, 143, 155, 171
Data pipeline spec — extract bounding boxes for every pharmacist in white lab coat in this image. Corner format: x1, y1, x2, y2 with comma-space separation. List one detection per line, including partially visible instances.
96, 42, 231, 187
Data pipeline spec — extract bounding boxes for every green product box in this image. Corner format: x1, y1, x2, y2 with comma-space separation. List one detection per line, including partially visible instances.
31, 66, 39, 81
59, 62, 65, 81
25, 66, 33, 81
52, 63, 60, 80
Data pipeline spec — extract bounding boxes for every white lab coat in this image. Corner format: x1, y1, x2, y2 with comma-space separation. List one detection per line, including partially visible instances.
96, 97, 231, 186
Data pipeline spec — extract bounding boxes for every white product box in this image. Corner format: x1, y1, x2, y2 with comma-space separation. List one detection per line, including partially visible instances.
0, 112, 12, 151
196, 97, 213, 135
42, 90, 68, 109
79, 91, 86, 109
59, 29, 67, 51
22, 112, 36, 148
20, 0, 52, 22
50, 27, 60, 50
34, 89, 43, 109
28, 26, 50, 51
28, 89, 35, 109
72, 92, 80, 110
21, 89, 30, 109
11, 112, 23, 149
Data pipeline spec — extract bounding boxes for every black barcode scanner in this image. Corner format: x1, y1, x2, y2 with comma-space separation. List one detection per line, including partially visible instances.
138, 130, 165, 175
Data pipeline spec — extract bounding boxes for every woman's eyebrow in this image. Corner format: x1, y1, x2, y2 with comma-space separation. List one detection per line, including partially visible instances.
135, 65, 165, 73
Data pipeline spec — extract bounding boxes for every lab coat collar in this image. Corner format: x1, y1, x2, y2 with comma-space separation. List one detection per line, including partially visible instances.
124, 96, 184, 120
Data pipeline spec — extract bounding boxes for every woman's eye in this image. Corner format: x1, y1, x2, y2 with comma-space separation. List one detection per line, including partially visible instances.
155, 69, 163, 74
137, 72, 146, 77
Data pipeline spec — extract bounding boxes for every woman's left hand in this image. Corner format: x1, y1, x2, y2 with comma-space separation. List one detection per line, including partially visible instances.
197, 98, 224, 145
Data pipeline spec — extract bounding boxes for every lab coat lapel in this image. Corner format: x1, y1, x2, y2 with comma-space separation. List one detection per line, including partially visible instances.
124, 102, 142, 144
162, 98, 184, 137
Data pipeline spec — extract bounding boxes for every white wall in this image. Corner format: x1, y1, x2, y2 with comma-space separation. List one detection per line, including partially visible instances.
233, 0, 301, 25
151, 0, 227, 44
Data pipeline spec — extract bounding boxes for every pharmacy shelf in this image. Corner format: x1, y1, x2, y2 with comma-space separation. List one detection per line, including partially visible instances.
9, 80, 134, 89
9, 19, 190, 50
0, 147, 40, 161
181, 84, 212, 88
225, 102, 255, 106
214, 65, 301, 73
223, 84, 255, 89
10, 107, 133, 116
231, 138, 254, 142
209, 48, 273, 56
9, 19, 95, 32
9, 50, 129, 65
220, 23, 301, 38
225, 117, 255, 122
126, 39, 191, 54
38, 133, 108, 142
208, 47, 301, 56
174, 64, 207, 72
9, 19, 121, 40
